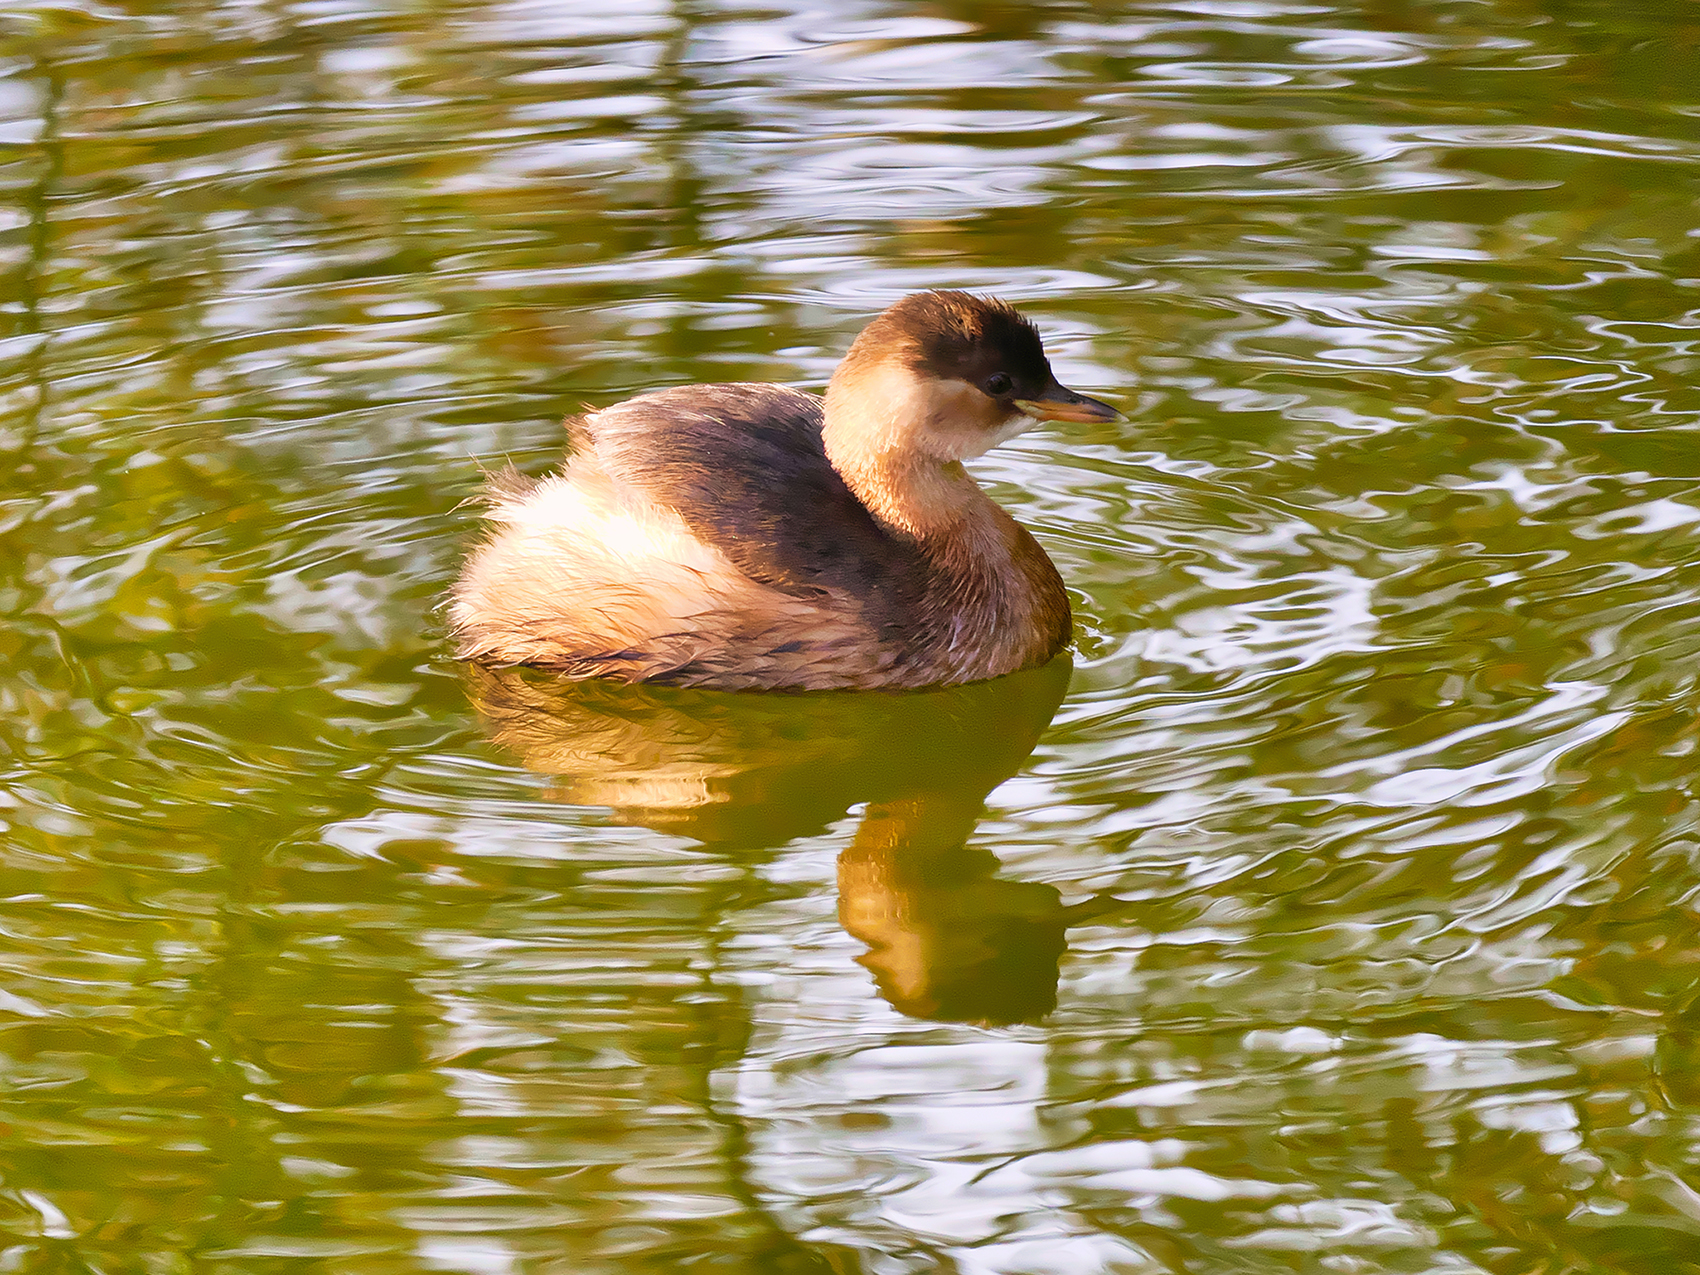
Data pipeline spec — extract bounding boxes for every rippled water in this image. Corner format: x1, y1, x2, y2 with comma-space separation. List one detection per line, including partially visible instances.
4, 1, 1700, 1270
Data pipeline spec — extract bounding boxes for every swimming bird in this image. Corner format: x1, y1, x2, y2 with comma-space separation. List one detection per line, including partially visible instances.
449, 290, 1118, 690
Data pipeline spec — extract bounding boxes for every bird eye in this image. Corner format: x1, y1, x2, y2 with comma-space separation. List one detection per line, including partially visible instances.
984, 373, 1012, 396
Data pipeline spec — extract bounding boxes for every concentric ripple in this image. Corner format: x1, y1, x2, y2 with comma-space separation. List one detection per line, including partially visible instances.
3, 0, 1700, 1271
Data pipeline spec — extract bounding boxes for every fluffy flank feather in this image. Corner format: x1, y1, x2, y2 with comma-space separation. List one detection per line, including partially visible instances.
479, 463, 538, 508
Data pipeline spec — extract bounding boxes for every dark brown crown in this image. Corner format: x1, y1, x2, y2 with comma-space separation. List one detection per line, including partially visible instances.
844, 291, 1053, 392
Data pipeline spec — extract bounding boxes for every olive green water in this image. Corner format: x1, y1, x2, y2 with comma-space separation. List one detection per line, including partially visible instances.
4, 1, 1700, 1271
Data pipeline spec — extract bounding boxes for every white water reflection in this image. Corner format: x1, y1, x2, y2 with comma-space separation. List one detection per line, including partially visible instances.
5, 0, 1700, 1270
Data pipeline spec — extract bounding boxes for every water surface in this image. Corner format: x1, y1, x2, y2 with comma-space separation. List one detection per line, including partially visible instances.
4, 1, 1700, 1271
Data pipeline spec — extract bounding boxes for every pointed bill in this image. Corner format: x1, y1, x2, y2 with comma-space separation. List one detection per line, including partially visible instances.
1015, 381, 1122, 423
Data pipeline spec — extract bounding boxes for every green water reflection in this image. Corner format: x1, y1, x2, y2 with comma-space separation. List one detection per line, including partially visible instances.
472, 658, 1084, 1024
4, 0, 1700, 1271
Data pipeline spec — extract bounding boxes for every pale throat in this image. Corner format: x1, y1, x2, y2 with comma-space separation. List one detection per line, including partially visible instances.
823, 363, 1014, 539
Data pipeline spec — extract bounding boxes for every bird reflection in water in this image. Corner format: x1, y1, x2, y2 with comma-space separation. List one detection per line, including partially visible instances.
466, 658, 1123, 1025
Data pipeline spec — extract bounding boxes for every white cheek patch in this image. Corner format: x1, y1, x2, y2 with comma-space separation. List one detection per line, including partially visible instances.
828, 366, 1035, 461
917, 380, 1033, 459
954, 411, 1034, 459
989, 413, 1036, 446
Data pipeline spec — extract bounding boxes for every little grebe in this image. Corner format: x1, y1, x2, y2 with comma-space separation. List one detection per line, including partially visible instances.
449, 290, 1118, 690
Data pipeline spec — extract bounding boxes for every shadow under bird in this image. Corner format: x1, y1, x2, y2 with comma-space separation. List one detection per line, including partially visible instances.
450, 290, 1119, 690
467, 655, 1129, 1025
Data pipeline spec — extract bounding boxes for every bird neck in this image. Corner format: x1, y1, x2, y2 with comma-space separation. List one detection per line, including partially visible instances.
835, 451, 987, 541
823, 363, 990, 540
